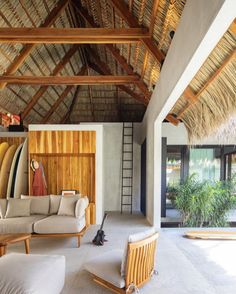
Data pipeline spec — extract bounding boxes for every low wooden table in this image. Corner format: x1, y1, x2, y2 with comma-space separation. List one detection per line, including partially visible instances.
0, 234, 31, 257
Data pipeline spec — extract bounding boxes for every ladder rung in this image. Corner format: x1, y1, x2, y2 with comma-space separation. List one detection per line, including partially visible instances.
123, 160, 132, 162
121, 204, 132, 206
123, 168, 132, 170
123, 185, 132, 187
123, 177, 132, 178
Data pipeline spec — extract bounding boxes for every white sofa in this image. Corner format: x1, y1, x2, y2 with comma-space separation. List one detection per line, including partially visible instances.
0, 195, 90, 247
0, 253, 65, 294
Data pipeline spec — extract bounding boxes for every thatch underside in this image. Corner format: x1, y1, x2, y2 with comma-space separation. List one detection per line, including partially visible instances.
0, 0, 186, 124
170, 24, 236, 143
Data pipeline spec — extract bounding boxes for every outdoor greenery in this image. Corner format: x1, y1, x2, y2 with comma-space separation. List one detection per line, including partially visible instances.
173, 174, 236, 227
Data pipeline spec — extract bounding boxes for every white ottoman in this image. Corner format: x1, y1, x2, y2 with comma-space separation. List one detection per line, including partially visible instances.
0, 253, 65, 294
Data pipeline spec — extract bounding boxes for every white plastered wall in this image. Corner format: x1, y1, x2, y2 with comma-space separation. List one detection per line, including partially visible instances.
140, 0, 236, 227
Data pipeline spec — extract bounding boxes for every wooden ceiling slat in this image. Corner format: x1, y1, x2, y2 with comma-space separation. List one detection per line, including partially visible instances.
149, 0, 160, 36
0, 28, 149, 44
2, 75, 140, 85
21, 45, 79, 120
0, 0, 69, 90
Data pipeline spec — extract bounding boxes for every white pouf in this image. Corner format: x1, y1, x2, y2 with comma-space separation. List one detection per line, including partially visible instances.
0, 253, 65, 294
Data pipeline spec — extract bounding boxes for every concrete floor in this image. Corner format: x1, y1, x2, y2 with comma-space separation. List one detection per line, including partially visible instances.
7, 212, 236, 294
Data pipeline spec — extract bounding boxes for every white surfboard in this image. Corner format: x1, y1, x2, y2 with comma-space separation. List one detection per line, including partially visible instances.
0, 145, 17, 198
6, 143, 23, 199
14, 139, 28, 198
0, 142, 9, 169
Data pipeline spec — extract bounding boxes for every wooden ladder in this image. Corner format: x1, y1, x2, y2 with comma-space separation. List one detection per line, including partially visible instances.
121, 122, 133, 214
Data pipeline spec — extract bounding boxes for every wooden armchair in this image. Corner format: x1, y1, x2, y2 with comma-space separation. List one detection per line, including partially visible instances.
85, 229, 158, 293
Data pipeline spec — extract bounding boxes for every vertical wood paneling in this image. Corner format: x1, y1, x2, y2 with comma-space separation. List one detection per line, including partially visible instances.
29, 131, 96, 154
29, 131, 96, 224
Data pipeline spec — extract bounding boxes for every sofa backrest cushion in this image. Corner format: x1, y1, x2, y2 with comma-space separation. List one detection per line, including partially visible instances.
21, 195, 50, 215
57, 197, 78, 217
75, 196, 89, 219
49, 195, 62, 214
5, 199, 31, 218
0, 199, 7, 219
120, 227, 156, 278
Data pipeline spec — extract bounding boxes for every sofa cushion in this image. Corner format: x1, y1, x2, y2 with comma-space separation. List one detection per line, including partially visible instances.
34, 215, 85, 234
21, 195, 50, 215
5, 199, 31, 218
75, 197, 88, 219
0, 199, 7, 219
58, 197, 78, 217
49, 195, 62, 214
0, 253, 65, 294
120, 227, 156, 277
50, 195, 81, 215
84, 250, 125, 288
0, 215, 46, 234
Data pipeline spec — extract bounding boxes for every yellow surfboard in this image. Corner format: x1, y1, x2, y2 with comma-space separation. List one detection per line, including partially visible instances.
0, 142, 9, 169
0, 145, 17, 198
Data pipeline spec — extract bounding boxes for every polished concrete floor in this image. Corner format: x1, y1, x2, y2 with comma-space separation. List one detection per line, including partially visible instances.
7, 212, 236, 294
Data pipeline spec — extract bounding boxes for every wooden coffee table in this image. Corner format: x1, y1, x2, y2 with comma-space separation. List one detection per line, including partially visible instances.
0, 234, 31, 257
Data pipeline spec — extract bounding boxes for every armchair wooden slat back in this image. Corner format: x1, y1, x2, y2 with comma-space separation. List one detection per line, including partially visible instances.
126, 232, 158, 290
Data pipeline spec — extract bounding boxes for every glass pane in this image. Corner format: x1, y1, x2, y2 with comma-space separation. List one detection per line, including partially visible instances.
189, 148, 220, 182
166, 148, 181, 186
231, 154, 236, 176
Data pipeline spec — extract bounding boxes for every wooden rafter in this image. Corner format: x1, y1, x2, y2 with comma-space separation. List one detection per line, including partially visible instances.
0, 28, 149, 44
90, 61, 148, 106
107, 0, 165, 63
87, 48, 148, 106
229, 18, 236, 35
0, 0, 69, 90
42, 86, 74, 123
21, 45, 79, 120
149, 0, 160, 36
60, 86, 82, 124
75, 3, 151, 100
177, 49, 236, 119
1, 75, 139, 85
42, 66, 86, 123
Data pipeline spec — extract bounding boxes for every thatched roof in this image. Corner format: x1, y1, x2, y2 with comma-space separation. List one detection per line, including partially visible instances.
0, 0, 186, 124
169, 20, 236, 143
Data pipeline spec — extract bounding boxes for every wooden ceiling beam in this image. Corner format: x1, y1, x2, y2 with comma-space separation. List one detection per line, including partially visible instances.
165, 114, 179, 126
75, 4, 152, 100
0, 28, 149, 44
107, 0, 165, 63
0, 0, 69, 90
21, 45, 79, 120
229, 18, 236, 35
1, 75, 140, 85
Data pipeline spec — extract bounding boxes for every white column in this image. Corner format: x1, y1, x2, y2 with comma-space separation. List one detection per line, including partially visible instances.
141, 0, 236, 227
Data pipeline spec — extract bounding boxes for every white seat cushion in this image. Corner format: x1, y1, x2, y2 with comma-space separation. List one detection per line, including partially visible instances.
34, 215, 85, 234
0, 215, 46, 234
84, 250, 125, 289
0, 253, 65, 294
